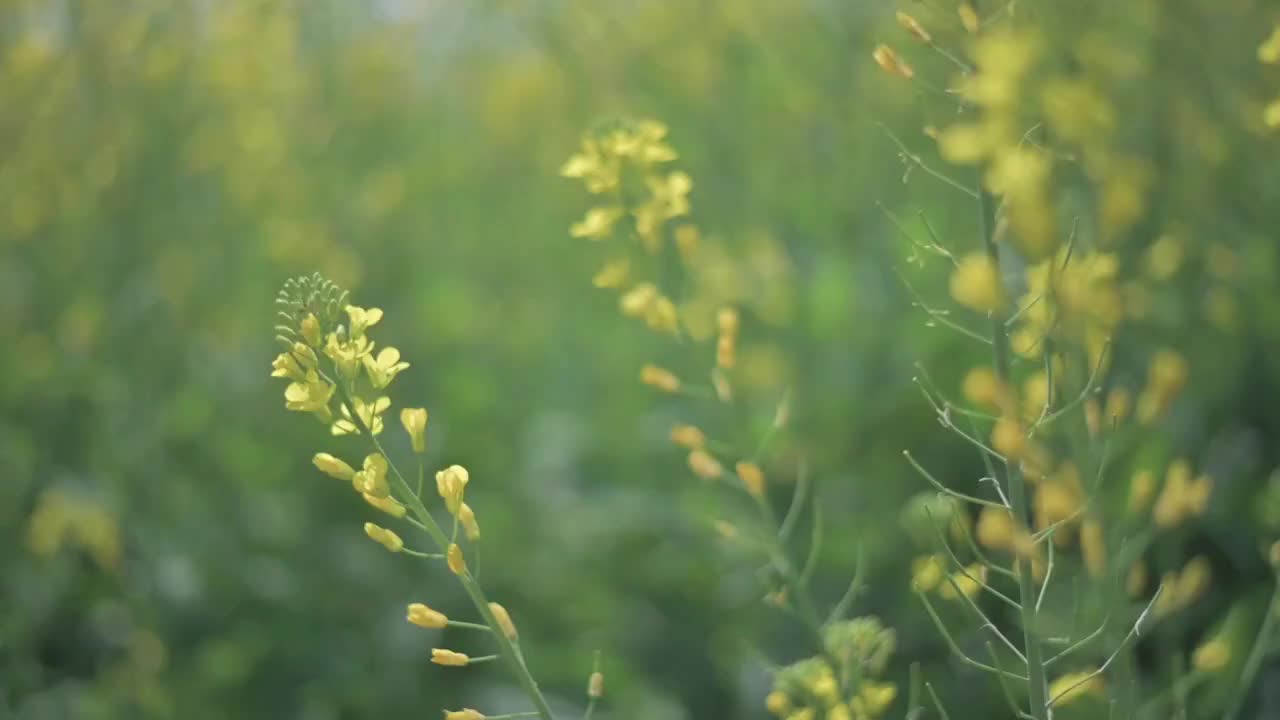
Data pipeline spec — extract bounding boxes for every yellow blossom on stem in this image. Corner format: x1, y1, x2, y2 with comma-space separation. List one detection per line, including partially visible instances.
431, 648, 470, 666
1048, 669, 1103, 705
355, 453, 390, 498
312, 453, 355, 482
332, 395, 390, 436
1128, 470, 1155, 514
669, 424, 706, 449
284, 371, 335, 420
976, 506, 1015, 550
872, 45, 914, 79
588, 671, 604, 698
1259, 26, 1280, 64
896, 12, 931, 44
950, 253, 1006, 312
447, 543, 467, 575
444, 709, 485, 720
592, 259, 630, 289
911, 554, 944, 592
620, 283, 659, 318
488, 602, 517, 641
364, 346, 410, 389
345, 305, 383, 338
688, 450, 723, 479
640, 364, 680, 392
736, 461, 765, 498
363, 492, 406, 518
570, 206, 625, 239
940, 563, 987, 600
958, 4, 979, 34
364, 522, 403, 553
458, 502, 480, 541
400, 408, 428, 453
300, 313, 322, 346
436, 465, 470, 515
407, 602, 448, 629
1193, 639, 1231, 672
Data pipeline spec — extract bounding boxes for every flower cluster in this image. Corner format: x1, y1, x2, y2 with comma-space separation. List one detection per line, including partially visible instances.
270, 274, 583, 720
764, 618, 898, 720
561, 119, 693, 334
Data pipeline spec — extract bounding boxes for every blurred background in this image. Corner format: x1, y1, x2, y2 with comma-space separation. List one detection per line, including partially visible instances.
4, 0, 1280, 718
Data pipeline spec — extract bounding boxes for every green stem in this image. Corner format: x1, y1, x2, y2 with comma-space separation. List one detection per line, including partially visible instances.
333, 384, 557, 720
980, 189, 1050, 720
1224, 576, 1280, 720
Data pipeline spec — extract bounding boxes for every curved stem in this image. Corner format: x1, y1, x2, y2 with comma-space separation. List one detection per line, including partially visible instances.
334, 383, 557, 720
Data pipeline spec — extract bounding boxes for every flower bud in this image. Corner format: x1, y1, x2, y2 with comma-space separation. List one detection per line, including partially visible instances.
640, 364, 680, 393
400, 408, 428, 453
736, 462, 765, 497
431, 648, 469, 666
458, 503, 480, 541
488, 602, 517, 641
447, 543, 467, 575
436, 465, 470, 515
688, 450, 723, 479
300, 313, 322, 346
313, 453, 355, 482
588, 671, 604, 699
444, 710, 485, 720
1193, 638, 1231, 672
896, 12, 931, 44
364, 523, 403, 552
872, 45, 915, 79
407, 603, 448, 629
669, 424, 706, 449
363, 493, 406, 518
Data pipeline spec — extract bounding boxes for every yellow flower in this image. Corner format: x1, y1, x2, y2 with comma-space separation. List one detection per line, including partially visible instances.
950, 253, 1005, 313
436, 465, 470, 515
620, 283, 659, 318
458, 502, 480, 541
284, 370, 334, 419
488, 602, 518, 641
431, 648, 470, 666
588, 671, 604, 698
976, 507, 1015, 550
1259, 26, 1280, 63
345, 305, 383, 338
962, 366, 1007, 410
331, 395, 391, 436
1080, 519, 1106, 578
363, 492, 406, 518
271, 351, 306, 381
957, 4, 980, 33
447, 543, 467, 575
1193, 639, 1231, 672
570, 206, 625, 239
400, 408, 428, 453
364, 522, 403, 552
991, 417, 1026, 459
911, 554, 944, 592
592, 259, 630, 289
300, 313, 322, 346
640, 364, 680, 392
1128, 469, 1155, 514
633, 171, 693, 247
1173, 555, 1212, 608
364, 346, 410, 389
765, 691, 791, 716
688, 450, 723, 479
872, 45, 914, 79
324, 331, 372, 380
1153, 459, 1212, 528
937, 123, 991, 165
1266, 99, 1280, 130
736, 462, 765, 498
646, 295, 680, 334
896, 12, 931, 44
444, 709, 484, 720
1048, 669, 1103, 705
859, 681, 897, 715
825, 703, 851, 720
669, 424, 706, 449
355, 453, 390, 498
939, 563, 987, 600
407, 602, 448, 629
313, 453, 355, 482
717, 334, 736, 369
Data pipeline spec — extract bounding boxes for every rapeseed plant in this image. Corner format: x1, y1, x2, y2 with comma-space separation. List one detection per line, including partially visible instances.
272, 273, 597, 720
563, 123, 896, 719
874, 4, 1280, 719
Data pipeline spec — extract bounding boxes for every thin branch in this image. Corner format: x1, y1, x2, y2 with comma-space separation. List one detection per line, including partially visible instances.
904, 450, 1009, 510
918, 591, 1028, 682
877, 122, 981, 198
1048, 588, 1163, 706
778, 461, 810, 542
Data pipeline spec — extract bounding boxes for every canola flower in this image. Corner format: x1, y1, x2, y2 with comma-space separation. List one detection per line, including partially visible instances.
270, 274, 601, 720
